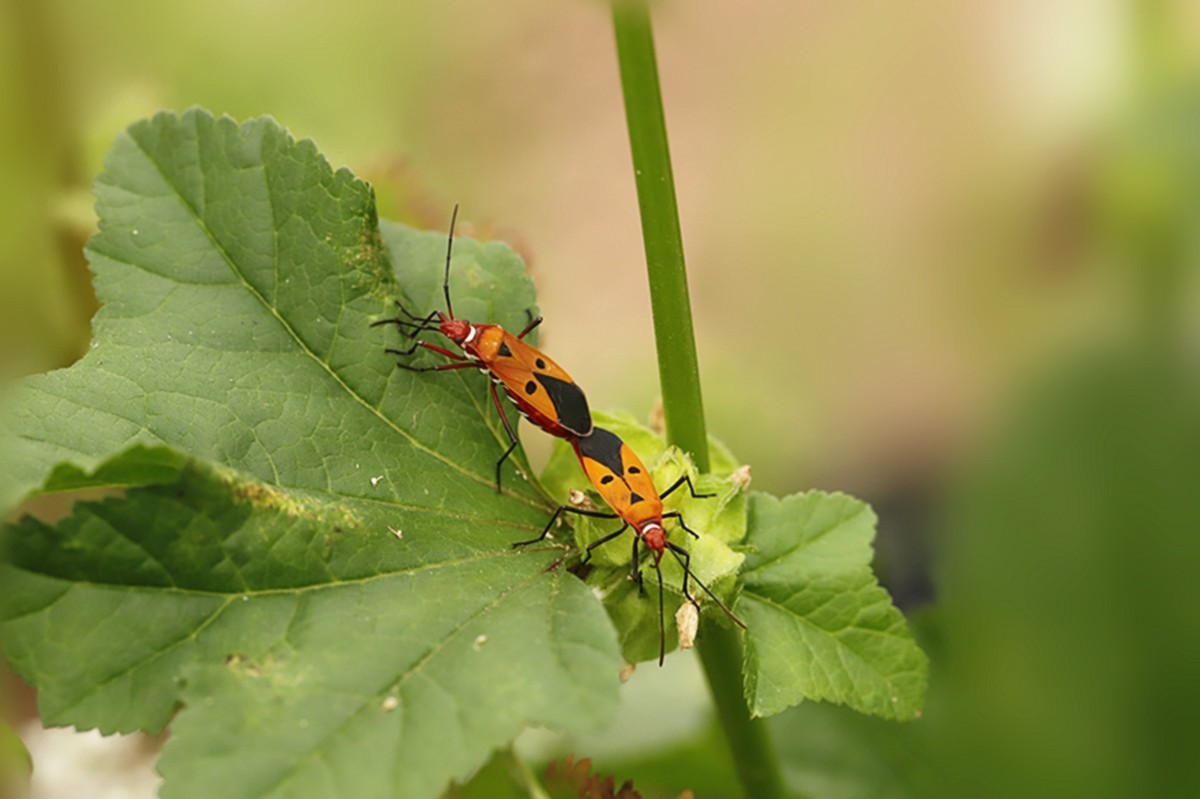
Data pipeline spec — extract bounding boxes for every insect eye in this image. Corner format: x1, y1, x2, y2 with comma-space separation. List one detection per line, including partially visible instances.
601, 475, 614, 485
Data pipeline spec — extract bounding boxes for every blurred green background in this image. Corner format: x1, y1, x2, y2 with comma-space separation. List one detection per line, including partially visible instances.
2, 1, 1198, 797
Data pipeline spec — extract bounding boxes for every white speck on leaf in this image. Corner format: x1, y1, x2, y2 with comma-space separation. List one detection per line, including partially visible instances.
473, 634, 488, 651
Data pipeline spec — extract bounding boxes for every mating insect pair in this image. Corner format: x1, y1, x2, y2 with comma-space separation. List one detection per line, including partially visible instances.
372, 207, 745, 664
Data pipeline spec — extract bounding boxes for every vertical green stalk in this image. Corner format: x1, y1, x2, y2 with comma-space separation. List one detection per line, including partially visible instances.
697, 622, 790, 799
611, 2, 792, 797
610, 0, 708, 472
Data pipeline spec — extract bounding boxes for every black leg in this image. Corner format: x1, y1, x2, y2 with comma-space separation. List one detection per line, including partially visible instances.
383, 339, 426, 358
393, 360, 474, 373
631, 534, 644, 591
494, 440, 518, 494
655, 563, 666, 666
662, 510, 701, 540
582, 522, 631, 563
388, 340, 471, 372
665, 540, 702, 612
628, 532, 648, 595
371, 302, 441, 334
490, 382, 521, 493
373, 316, 439, 336
659, 474, 715, 501
512, 505, 618, 549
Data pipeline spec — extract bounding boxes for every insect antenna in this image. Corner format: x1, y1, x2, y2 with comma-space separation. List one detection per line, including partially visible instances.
442, 203, 459, 319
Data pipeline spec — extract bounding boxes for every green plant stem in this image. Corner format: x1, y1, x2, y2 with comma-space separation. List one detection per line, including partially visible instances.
698, 621, 792, 799
611, 3, 792, 798
611, 0, 708, 472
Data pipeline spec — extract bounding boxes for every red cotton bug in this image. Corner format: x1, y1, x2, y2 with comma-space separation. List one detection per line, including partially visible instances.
372, 206, 593, 491
514, 426, 747, 665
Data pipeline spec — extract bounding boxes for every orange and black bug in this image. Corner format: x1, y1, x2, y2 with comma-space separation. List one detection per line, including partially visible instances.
514, 426, 746, 665
372, 207, 593, 491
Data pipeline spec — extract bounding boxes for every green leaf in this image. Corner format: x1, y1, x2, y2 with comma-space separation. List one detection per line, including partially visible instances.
2, 448, 618, 798
0, 109, 620, 799
739, 492, 927, 721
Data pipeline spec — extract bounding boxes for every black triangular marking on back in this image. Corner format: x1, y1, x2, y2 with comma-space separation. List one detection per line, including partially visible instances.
629, 492, 644, 504
535, 373, 593, 435
577, 427, 624, 475
498, 342, 513, 357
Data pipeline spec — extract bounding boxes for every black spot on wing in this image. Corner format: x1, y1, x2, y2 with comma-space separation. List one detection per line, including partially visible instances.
498, 342, 513, 357
629, 492, 644, 504
524, 380, 537, 395
577, 427, 625, 476
535, 357, 546, 369
535, 373, 593, 435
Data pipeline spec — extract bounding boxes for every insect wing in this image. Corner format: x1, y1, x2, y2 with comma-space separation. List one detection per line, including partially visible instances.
487, 333, 592, 436
580, 451, 637, 521
575, 428, 661, 525
617, 441, 660, 510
